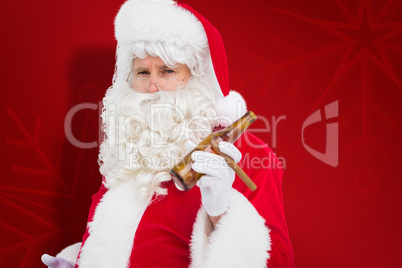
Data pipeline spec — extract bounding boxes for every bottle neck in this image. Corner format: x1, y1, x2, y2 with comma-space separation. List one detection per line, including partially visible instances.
215, 111, 256, 143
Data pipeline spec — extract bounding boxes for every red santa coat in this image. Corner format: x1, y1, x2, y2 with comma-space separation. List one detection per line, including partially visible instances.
57, 132, 295, 267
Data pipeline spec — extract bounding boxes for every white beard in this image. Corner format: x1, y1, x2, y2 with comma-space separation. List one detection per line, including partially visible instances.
98, 76, 218, 199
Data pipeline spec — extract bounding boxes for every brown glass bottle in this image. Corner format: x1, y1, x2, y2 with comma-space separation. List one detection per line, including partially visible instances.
170, 111, 257, 191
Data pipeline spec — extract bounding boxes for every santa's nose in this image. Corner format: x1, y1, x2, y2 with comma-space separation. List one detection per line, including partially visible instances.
148, 82, 159, 93
148, 76, 160, 93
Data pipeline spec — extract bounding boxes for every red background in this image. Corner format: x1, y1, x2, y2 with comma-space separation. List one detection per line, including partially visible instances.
2, 0, 402, 267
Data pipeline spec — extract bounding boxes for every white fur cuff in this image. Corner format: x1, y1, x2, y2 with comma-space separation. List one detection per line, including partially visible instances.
190, 189, 271, 268
56, 242, 81, 265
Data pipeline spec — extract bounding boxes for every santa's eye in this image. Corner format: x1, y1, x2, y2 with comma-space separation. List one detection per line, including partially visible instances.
161, 69, 176, 75
137, 71, 150, 75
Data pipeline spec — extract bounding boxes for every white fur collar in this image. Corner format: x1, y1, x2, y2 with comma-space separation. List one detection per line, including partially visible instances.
190, 189, 271, 268
77, 180, 149, 267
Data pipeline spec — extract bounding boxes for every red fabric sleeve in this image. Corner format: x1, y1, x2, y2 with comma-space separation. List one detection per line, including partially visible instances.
233, 132, 295, 267
74, 180, 108, 268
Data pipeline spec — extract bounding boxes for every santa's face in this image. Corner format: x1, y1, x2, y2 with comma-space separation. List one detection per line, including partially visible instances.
128, 56, 192, 93
99, 56, 217, 194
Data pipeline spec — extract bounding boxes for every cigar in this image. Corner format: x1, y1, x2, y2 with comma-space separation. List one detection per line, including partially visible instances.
210, 137, 257, 191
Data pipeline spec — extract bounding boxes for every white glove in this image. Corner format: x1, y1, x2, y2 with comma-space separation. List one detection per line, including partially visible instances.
41, 254, 74, 268
191, 141, 242, 216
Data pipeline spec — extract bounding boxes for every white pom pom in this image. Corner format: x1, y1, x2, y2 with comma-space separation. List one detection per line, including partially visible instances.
215, 91, 247, 127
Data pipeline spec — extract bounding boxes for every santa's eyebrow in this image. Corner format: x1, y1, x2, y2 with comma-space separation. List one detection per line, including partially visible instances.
133, 67, 149, 72
157, 64, 172, 69
133, 65, 173, 72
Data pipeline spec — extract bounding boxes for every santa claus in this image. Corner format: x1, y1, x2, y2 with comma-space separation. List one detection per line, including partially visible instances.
41, 0, 295, 267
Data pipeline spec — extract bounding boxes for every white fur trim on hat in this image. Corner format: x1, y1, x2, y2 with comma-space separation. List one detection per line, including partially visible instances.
189, 189, 271, 268
115, 0, 206, 53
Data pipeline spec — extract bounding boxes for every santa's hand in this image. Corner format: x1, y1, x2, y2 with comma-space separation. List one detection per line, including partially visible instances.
191, 142, 242, 216
41, 254, 74, 268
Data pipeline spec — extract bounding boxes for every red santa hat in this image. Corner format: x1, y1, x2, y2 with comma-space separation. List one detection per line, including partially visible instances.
114, 0, 247, 121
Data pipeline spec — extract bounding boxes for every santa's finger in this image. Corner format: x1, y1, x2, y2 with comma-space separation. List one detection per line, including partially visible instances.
41, 254, 58, 266
191, 151, 216, 162
218, 142, 242, 163
196, 175, 218, 188
191, 151, 230, 167
192, 161, 229, 178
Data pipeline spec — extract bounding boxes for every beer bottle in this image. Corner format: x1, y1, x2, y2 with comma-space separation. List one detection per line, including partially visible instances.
170, 111, 257, 191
